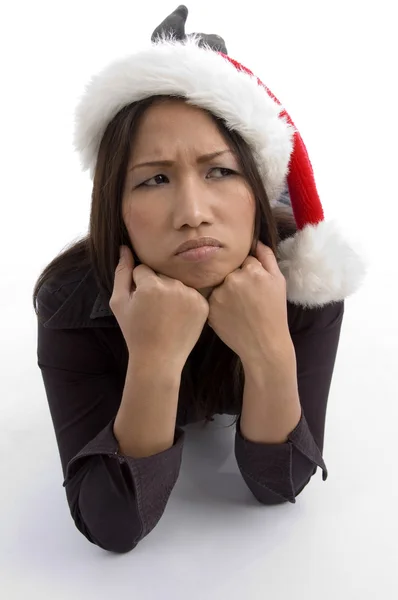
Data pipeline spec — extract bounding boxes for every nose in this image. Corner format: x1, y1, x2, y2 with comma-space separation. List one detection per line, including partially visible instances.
172, 176, 213, 229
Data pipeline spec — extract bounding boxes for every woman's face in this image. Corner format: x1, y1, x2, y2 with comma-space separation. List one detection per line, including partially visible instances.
122, 99, 256, 298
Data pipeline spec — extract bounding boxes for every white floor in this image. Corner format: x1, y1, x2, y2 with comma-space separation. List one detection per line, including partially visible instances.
1, 1, 397, 599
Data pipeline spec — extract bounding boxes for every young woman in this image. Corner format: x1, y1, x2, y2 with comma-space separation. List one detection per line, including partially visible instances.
32, 7, 366, 553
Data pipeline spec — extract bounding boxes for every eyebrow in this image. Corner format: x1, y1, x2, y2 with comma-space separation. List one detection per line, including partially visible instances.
129, 150, 233, 171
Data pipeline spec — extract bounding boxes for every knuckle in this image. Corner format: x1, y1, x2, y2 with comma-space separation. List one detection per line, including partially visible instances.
116, 262, 129, 274
172, 278, 185, 290
133, 264, 146, 277
109, 295, 120, 307
224, 271, 235, 284
246, 262, 259, 273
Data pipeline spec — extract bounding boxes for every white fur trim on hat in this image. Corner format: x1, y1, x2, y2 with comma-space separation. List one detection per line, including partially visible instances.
278, 220, 367, 307
73, 35, 367, 308
73, 36, 295, 205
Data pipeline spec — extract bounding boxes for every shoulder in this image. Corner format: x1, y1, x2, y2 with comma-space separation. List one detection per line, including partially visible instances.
36, 264, 98, 328
287, 300, 345, 336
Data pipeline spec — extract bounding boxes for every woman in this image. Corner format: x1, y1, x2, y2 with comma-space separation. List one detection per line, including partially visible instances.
32, 6, 366, 554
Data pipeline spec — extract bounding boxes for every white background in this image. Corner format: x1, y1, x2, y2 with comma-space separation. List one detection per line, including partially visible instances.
1, 0, 397, 598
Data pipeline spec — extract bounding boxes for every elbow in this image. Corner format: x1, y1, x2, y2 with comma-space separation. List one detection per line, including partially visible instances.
241, 474, 297, 505
251, 479, 313, 505
89, 528, 140, 554
103, 539, 139, 554
243, 471, 315, 506
71, 503, 142, 554
66, 460, 146, 554
252, 474, 314, 506
238, 469, 297, 505
251, 487, 295, 505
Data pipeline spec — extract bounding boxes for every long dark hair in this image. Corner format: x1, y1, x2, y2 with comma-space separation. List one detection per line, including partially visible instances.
32, 95, 297, 426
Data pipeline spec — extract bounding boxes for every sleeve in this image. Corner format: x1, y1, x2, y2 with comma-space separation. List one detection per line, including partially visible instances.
36, 285, 185, 553
234, 300, 344, 504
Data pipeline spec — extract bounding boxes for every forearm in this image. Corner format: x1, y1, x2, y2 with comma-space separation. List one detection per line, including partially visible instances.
114, 357, 182, 458
66, 416, 185, 553
240, 344, 302, 444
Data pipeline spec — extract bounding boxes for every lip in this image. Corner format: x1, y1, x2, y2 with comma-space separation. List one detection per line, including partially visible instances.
176, 246, 222, 262
174, 236, 223, 255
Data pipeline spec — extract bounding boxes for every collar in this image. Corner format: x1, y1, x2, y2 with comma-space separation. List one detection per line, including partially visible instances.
42, 266, 118, 329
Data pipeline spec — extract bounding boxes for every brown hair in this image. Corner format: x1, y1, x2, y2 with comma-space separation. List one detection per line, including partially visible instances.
32, 95, 297, 427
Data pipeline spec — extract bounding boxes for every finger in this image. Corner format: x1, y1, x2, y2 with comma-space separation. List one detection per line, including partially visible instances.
132, 263, 158, 289
255, 241, 281, 275
113, 245, 136, 296
240, 255, 261, 270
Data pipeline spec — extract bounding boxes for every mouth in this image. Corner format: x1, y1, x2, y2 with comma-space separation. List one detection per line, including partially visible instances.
174, 236, 223, 255
176, 245, 222, 263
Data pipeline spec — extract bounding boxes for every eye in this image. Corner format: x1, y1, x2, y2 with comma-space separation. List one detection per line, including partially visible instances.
208, 167, 236, 178
137, 168, 237, 189
139, 174, 169, 187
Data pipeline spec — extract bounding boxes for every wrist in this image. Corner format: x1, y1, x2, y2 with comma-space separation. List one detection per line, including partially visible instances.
241, 338, 296, 376
127, 350, 184, 380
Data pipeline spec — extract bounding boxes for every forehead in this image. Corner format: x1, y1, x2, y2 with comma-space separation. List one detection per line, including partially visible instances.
131, 99, 225, 156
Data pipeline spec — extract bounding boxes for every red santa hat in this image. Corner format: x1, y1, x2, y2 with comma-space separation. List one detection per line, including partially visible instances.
73, 35, 367, 307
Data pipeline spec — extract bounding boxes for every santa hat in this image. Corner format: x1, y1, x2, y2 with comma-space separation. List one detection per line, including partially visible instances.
73, 35, 367, 308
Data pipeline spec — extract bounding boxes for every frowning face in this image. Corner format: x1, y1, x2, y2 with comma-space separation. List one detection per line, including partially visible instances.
122, 99, 256, 298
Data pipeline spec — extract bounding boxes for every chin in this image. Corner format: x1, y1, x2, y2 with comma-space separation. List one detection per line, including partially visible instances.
182, 271, 226, 290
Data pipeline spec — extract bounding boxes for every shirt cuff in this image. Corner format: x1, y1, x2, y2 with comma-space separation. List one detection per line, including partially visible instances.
64, 418, 185, 486
234, 410, 328, 504
63, 419, 185, 538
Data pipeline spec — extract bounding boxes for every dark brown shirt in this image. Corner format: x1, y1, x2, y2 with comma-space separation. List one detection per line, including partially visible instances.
36, 264, 344, 553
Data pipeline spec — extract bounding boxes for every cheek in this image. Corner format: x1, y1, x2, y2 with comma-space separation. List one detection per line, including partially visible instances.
123, 203, 155, 247
228, 188, 256, 228
234, 191, 256, 250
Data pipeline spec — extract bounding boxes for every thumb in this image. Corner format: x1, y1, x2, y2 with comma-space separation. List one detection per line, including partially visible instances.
255, 241, 280, 275
120, 245, 135, 265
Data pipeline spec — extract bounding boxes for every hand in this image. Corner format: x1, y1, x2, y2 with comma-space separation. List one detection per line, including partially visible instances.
207, 241, 293, 365
110, 245, 209, 371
